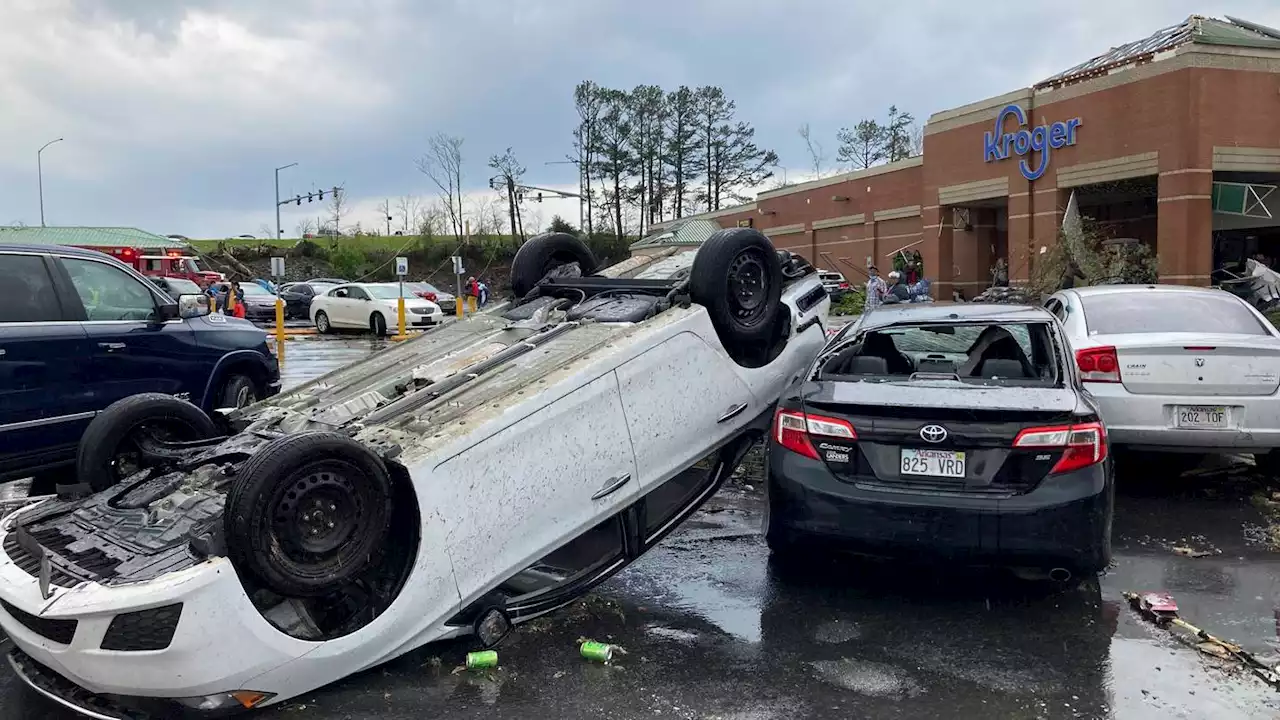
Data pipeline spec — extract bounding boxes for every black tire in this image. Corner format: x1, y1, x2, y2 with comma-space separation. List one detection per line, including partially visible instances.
315, 310, 331, 334
689, 228, 784, 351
76, 393, 219, 492
370, 312, 387, 336
509, 232, 597, 298
215, 373, 257, 410
224, 432, 394, 597
1256, 450, 1280, 478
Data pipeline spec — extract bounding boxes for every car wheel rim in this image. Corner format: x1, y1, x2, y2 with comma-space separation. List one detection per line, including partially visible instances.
728, 249, 769, 326
271, 461, 370, 562
235, 385, 255, 408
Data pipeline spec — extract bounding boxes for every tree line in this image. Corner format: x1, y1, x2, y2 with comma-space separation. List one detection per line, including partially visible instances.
570, 81, 779, 240
798, 106, 923, 179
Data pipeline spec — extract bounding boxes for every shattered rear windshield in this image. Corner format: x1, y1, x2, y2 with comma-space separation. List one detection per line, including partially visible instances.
818, 322, 1061, 386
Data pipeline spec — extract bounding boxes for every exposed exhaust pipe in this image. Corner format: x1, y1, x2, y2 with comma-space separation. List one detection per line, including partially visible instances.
1049, 567, 1072, 583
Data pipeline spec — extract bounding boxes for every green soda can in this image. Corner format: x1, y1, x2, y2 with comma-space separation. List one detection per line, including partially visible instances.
466, 650, 498, 669
579, 640, 614, 663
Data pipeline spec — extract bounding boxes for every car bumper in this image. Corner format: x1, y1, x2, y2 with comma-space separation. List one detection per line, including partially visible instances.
1088, 383, 1280, 451
766, 446, 1113, 573
0, 541, 308, 714
409, 313, 442, 326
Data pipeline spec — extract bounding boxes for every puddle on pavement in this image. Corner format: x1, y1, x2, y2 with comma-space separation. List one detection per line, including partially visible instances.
808, 658, 924, 698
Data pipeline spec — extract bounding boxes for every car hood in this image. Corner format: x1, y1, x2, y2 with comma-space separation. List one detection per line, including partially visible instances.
382, 298, 440, 311
188, 313, 270, 348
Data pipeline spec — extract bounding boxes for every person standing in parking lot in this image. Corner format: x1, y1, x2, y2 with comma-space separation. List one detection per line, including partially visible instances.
865, 266, 888, 310
228, 281, 246, 319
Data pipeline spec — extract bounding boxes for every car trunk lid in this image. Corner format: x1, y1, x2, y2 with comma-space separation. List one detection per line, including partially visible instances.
800, 380, 1081, 495
1104, 333, 1280, 397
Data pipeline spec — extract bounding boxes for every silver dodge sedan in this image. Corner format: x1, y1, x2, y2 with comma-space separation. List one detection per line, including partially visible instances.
1043, 284, 1280, 473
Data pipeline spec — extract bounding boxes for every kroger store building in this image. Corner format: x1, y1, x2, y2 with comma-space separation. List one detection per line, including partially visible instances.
645, 15, 1280, 298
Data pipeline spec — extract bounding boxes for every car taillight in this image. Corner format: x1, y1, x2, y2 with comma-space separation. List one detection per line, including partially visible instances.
1075, 346, 1120, 383
774, 409, 857, 460
425, 292, 437, 302
838, 282, 850, 290
1013, 422, 1108, 474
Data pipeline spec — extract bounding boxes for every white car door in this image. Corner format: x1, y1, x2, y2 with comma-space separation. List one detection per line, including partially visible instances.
614, 329, 756, 494
343, 286, 373, 327
431, 371, 639, 606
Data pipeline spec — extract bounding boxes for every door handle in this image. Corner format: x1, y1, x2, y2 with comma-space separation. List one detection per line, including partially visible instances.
591, 474, 631, 500
98, 342, 127, 352
717, 402, 750, 424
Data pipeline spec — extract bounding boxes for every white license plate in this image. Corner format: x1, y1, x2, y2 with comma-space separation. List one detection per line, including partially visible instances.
900, 448, 967, 478
1174, 405, 1229, 429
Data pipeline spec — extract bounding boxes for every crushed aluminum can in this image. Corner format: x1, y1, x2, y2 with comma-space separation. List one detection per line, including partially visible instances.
580, 640, 621, 663
465, 650, 498, 670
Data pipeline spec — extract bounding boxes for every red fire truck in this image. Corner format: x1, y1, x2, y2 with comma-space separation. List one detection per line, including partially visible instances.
88, 246, 225, 288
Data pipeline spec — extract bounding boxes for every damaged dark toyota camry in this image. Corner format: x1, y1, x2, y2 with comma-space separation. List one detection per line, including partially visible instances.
764, 303, 1114, 584
0, 229, 830, 717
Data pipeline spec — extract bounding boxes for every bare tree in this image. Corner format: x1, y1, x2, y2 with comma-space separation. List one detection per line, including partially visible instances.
375, 198, 393, 236
395, 195, 421, 235
294, 218, 316, 238
327, 187, 348, 241
909, 123, 925, 158
416, 133, 466, 239
488, 147, 527, 241
798, 123, 827, 179
257, 223, 275, 240
415, 202, 446, 239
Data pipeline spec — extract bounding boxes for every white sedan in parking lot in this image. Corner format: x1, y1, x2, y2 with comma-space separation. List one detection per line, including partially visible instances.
1044, 284, 1280, 471
310, 282, 443, 335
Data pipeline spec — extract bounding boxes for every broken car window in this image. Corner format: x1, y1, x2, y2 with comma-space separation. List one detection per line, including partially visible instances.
818, 322, 1059, 386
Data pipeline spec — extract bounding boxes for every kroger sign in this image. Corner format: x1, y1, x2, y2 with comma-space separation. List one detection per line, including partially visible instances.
982, 104, 1081, 182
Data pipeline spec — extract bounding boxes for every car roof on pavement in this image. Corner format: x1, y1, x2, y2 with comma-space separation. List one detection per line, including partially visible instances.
860, 302, 1055, 330
1066, 284, 1220, 297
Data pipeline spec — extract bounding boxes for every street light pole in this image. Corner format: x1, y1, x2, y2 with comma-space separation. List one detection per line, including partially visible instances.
38, 138, 64, 227
274, 163, 298, 240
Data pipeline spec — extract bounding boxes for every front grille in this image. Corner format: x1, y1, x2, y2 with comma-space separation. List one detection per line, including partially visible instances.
1, 601, 77, 645
3, 533, 78, 588
410, 306, 435, 315
8, 648, 134, 720
101, 604, 183, 651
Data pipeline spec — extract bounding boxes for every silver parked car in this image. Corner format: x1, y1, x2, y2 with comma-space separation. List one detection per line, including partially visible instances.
1044, 284, 1280, 472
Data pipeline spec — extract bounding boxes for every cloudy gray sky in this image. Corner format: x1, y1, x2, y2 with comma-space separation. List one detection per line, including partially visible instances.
1, 0, 1277, 238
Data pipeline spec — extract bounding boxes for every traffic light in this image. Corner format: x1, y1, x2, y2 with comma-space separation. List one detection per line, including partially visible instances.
317, 190, 325, 202
536, 192, 543, 203
307, 193, 314, 203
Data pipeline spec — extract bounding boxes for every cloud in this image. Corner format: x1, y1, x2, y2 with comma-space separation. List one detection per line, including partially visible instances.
0, 0, 1275, 235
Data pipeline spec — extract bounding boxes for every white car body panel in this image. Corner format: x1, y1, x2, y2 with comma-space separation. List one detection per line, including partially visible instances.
1046, 284, 1280, 451
0, 245, 829, 713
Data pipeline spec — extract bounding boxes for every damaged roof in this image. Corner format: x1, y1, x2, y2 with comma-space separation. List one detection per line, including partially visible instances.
1037, 14, 1280, 90
630, 218, 722, 250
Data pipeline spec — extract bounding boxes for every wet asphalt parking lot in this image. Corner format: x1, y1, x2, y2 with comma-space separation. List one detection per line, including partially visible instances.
5, 332, 1280, 719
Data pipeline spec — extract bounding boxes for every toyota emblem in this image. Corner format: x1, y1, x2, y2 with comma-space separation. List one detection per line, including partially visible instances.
1195, 358, 1205, 367
920, 424, 948, 443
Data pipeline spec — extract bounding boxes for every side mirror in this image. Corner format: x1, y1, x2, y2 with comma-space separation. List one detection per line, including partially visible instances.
156, 301, 180, 322
177, 293, 211, 319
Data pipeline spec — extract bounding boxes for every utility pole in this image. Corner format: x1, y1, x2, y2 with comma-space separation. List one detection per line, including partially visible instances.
38, 138, 64, 227
385, 198, 391, 236
545, 160, 584, 233
274, 163, 298, 240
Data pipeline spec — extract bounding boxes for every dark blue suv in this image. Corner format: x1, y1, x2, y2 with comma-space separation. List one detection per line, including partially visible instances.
0, 244, 280, 483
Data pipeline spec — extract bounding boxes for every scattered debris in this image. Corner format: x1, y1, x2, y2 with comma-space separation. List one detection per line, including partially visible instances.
580, 639, 626, 663
1171, 546, 1218, 558
452, 650, 499, 674
1123, 591, 1280, 689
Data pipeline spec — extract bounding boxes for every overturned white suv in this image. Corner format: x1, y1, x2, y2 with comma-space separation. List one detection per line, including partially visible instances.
0, 228, 830, 717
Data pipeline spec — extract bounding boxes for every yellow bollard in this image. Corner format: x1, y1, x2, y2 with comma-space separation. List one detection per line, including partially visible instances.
455, 296, 464, 317
396, 296, 407, 338
275, 298, 286, 344
274, 336, 286, 368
